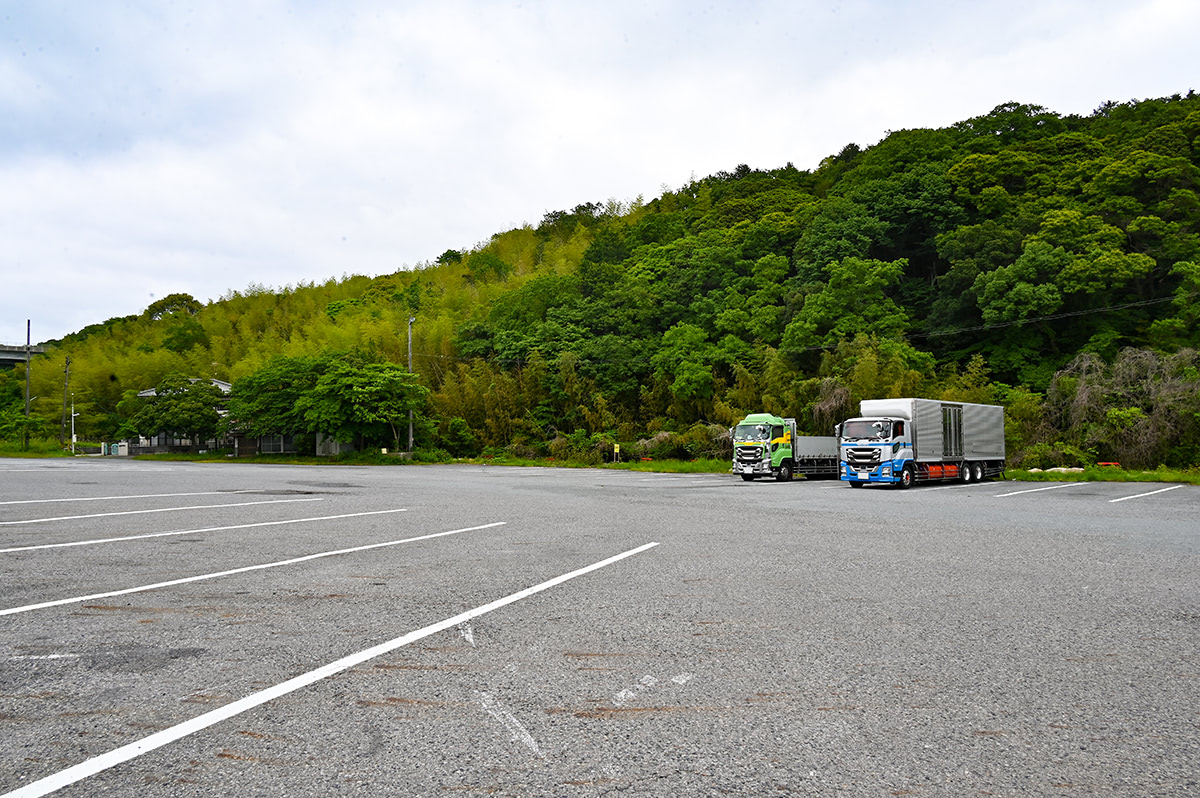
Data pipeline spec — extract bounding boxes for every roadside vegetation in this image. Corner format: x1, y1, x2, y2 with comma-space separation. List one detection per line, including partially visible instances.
7, 437, 1197, 487
1004, 464, 1200, 484
4, 94, 1199, 478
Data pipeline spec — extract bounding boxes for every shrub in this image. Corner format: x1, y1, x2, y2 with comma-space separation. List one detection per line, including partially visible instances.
411, 447, 452, 463
1016, 441, 1095, 469
503, 441, 542, 460
437, 416, 480, 458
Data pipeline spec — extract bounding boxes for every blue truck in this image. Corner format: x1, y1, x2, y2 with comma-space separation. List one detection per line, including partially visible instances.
838, 398, 1006, 488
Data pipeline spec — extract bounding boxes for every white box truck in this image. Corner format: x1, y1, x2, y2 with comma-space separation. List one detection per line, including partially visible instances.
838, 398, 1005, 488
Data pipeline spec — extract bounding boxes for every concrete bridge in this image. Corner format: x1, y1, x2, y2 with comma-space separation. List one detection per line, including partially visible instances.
0, 344, 46, 369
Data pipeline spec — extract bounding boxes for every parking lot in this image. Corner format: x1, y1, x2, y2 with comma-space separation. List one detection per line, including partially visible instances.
1, 458, 1197, 796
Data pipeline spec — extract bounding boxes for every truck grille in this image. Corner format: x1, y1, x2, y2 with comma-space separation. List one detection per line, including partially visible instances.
736, 446, 764, 463
845, 447, 881, 466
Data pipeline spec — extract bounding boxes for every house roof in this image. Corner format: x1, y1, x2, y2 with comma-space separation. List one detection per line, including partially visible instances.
137, 378, 233, 398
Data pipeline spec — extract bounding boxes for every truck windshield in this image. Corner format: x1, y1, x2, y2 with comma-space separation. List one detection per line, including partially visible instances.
733, 424, 771, 443
841, 420, 891, 440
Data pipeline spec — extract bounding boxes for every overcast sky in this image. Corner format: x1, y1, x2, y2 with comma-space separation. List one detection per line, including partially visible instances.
1, 0, 1196, 344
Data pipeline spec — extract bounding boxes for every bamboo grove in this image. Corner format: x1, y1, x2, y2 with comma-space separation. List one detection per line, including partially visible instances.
4, 95, 1200, 469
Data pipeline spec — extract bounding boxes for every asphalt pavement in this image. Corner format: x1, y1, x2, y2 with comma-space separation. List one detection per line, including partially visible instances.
1, 458, 1197, 796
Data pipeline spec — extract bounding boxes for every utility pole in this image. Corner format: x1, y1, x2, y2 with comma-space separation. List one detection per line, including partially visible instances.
407, 316, 415, 453
23, 320, 30, 452
60, 356, 71, 446
70, 393, 78, 455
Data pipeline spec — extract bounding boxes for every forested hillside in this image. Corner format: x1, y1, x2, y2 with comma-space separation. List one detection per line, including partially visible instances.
4, 95, 1199, 468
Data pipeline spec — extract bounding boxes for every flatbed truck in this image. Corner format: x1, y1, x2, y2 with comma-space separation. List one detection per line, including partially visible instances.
732, 413, 839, 482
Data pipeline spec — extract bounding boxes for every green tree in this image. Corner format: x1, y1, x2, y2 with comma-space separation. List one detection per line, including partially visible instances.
0, 406, 50, 442
296, 361, 428, 450
792, 198, 889, 284
132, 372, 224, 444
144, 293, 203, 321
162, 317, 210, 353
225, 356, 327, 437
652, 323, 715, 405
1148, 261, 1200, 348
781, 257, 910, 353
972, 242, 1066, 325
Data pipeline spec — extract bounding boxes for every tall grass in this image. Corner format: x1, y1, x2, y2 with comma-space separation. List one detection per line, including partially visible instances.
0, 438, 72, 457
1006, 465, 1200, 485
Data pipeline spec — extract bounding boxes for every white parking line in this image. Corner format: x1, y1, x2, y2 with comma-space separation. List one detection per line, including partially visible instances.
0, 490, 265, 506
0, 466, 175, 473
1109, 485, 1184, 503
0, 497, 323, 526
635, 476, 729, 484
0, 509, 409, 554
994, 483, 1086, 497
0, 520, 503, 617
1, 541, 659, 798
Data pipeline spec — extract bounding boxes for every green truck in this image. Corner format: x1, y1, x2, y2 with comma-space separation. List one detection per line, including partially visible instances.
731, 412, 840, 482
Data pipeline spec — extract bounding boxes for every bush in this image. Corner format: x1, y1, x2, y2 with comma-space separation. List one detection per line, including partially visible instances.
615, 439, 647, 462
639, 430, 688, 460
681, 422, 733, 460
637, 423, 732, 461
547, 429, 606, 464
502, 441, 543, 460
1016, 441, 1095, 469
411, 447, 452, 463
437, 417, 480, 458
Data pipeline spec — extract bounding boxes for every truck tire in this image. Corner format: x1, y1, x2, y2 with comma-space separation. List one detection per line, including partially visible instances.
960, 462, 973, 483
898, 465, 914, 489
741, 474, 756, 482
776, 463, 793, 482
972, 461, 985, 482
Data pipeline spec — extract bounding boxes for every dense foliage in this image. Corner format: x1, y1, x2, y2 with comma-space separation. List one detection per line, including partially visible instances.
5, 94, 1200, 468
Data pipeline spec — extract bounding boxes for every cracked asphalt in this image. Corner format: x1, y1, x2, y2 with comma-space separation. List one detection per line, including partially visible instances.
1, 459, 1197, 796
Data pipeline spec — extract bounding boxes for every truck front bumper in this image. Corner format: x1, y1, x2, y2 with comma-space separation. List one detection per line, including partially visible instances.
840, 462, 897, 483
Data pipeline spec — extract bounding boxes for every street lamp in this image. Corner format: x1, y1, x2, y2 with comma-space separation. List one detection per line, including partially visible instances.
70, 393, 79, 455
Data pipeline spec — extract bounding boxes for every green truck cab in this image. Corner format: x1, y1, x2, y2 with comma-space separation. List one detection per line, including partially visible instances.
732, 413, 839, 482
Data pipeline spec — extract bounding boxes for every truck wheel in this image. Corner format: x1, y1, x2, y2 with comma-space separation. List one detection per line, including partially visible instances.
972, 461, 985, 481
741, 474, 756, 482
898, 465, 914, 489
776, 463, 793, 482
960, 462, 973, 483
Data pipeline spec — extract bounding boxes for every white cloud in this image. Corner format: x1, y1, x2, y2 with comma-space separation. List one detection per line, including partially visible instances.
1, 0, 1197, 343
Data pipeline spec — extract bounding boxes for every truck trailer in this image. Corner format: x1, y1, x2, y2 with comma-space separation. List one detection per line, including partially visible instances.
838, 398, 1005, 488
732, 413, 839, 482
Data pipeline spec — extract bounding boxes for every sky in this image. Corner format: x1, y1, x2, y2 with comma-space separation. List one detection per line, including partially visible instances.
1, 0, 1197, 345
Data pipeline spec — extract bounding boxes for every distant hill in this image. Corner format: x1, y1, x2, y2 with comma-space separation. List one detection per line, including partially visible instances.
7, 93, 1199, 468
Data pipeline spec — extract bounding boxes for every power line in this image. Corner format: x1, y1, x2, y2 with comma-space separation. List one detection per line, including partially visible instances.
411, 290, 1197, 366
912, 291, 1195, 340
